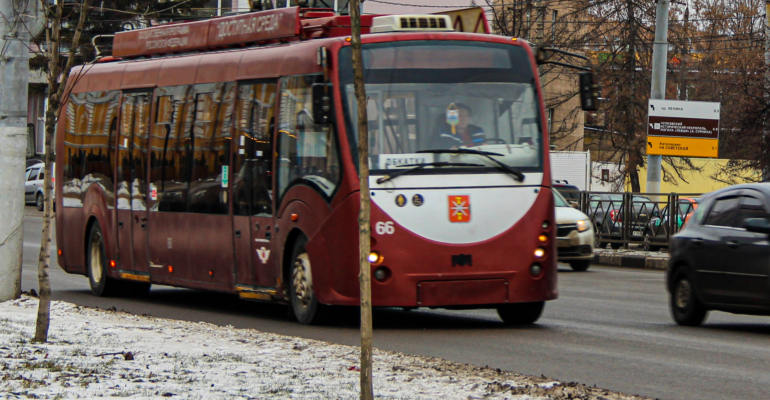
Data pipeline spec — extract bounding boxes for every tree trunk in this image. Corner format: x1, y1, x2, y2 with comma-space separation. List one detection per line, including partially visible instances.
33, 97, 57, 343
349, 0, 373, 399
34, 0, 91, 343
629, 169, 641, 193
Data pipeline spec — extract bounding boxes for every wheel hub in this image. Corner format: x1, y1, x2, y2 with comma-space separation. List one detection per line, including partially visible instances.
292, 254, 313, 308
90, 233, 103, 284
676, 279, 691, 309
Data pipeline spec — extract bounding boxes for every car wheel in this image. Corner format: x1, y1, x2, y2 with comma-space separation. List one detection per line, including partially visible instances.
594, 226, 608, 249
36, 193, 44, 212
670, 271, 707, 326
289, 235, 329, 325
87, 221, 127, 297
569, 260, 591, 272
497, 301, 544, 325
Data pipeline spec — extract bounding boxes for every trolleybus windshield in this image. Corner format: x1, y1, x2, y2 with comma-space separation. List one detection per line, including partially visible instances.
339, 40, 544, 176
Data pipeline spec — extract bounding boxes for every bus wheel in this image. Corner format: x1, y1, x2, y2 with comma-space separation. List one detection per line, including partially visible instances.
496, 301, 544, 325
87, 221, 126, 297
289, 237, 327, 325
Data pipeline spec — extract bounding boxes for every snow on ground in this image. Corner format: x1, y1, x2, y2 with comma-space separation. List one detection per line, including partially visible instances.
0, 296, 650, 400
595, 247, 670, 259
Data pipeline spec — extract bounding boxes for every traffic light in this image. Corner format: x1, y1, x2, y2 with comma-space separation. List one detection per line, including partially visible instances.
579, 72, 601, 112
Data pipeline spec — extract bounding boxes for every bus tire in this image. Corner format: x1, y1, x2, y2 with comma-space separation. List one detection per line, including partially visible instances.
87, 221, 126, 297
289, 236, 328, 325
496, 301, 544, 325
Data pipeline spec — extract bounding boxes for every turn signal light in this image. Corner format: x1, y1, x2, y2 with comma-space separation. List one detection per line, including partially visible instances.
110, 260, 116, 268
534, 248, 546, 259
168, 265, 174, 273
57, 249, 62, 256
538, 234, 548, 243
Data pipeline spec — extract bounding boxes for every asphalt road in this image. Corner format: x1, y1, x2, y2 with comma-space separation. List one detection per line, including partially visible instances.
20, 207, 770, 400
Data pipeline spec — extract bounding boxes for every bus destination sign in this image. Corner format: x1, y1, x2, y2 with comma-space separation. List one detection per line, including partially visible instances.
113, 8, 300, 58
647, 99, 720, 158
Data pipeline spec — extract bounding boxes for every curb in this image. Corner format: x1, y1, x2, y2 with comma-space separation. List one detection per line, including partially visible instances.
592, 254, 668, 270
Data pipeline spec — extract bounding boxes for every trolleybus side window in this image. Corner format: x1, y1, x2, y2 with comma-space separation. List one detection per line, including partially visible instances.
188, 82, 234, 215
233, 81, 277, 217
150, 85, 195, 213
276, 75, 341, 202
62, 91, 120, 208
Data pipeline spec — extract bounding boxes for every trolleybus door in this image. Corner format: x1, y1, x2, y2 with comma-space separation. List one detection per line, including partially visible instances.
116, 92, 151, 274
232, 82, 277, 287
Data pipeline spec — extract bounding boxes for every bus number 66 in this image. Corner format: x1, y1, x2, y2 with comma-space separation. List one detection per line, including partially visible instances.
375, 221, 395, 235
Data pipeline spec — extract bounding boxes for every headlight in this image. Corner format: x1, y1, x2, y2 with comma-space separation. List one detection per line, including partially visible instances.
576, 220, 590, 232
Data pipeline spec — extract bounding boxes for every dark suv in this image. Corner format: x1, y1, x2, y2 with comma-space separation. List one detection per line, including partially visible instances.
667, 183, 770, 326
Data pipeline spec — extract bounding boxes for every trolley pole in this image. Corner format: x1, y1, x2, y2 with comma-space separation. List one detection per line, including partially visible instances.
349, 0, 374, 398
0, 0, 32, 301
646, 0, 670, 195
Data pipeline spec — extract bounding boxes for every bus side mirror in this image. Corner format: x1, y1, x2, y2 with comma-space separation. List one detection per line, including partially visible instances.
579, 72, 600, 111
312, 83, 332, 124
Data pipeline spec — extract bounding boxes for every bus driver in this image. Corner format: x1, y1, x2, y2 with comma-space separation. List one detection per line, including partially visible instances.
430, 102, 485, 149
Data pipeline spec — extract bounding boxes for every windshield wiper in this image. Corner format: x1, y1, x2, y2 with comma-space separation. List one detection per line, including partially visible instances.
375, 162, 484, 184
416, 149, 525, 182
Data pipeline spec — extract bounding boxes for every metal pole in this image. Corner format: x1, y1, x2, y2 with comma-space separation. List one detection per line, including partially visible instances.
764, 0, 770, 180
0, 0, 31, 301
646, 0, 669, 194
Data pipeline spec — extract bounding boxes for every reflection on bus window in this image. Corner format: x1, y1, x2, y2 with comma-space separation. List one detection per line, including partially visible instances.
234, 82, 276, 217
62, 91, 120, 208
277, 75, 340, 201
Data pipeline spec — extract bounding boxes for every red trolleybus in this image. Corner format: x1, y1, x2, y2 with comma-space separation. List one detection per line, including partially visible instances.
55, 6, 596, 325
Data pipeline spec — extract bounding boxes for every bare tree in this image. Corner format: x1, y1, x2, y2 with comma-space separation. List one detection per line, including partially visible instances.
349, 0, 374, 398
33, 0, 92, 343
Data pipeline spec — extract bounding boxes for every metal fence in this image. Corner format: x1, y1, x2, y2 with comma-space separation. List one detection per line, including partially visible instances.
557, 190, 702, 251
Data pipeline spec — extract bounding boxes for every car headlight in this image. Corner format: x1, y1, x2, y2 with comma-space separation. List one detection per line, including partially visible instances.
576, 220, 589, 232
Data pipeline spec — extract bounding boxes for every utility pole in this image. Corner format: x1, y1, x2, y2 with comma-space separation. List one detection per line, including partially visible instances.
646, 0, 670, 194
349, 0, 374, 399
0, 0, 32, 301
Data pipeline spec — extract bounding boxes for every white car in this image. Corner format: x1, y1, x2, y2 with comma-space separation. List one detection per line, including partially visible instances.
25, 162, 55, 212
554, 190, 594, 271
